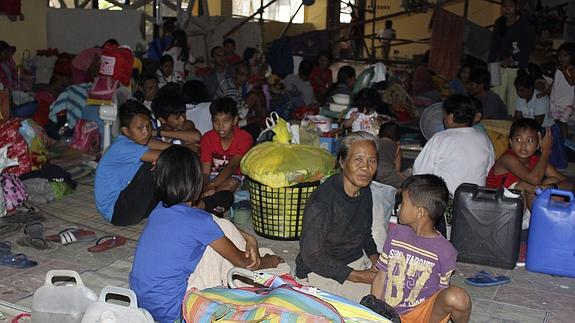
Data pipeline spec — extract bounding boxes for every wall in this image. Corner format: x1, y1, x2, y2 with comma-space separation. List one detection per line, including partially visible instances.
368, 0, 500, 59
0, 0, 48, 60
304, 0, 327, 30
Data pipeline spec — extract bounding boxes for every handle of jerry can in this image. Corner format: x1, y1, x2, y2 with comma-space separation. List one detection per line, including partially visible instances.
475, 187, 499, 200
545, 188, 574, 204
98, 286, 138, 308
45, 270, 84, 287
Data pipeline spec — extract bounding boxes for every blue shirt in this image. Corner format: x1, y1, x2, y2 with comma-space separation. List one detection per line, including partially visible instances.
94, 135, 148, 221
129, 203, 224, 323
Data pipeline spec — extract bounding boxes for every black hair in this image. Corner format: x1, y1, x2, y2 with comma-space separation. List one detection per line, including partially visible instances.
0, 40, 9, 52
242, 47, 257, 64
400, 174, 449, 223
160, 54, 174, 65
385, 20, 393, 28
316, 51, 332, 66
298, 60, 314, 78
336, 65, 356, 84
353, 88, 382, 114
527, 62, 544, 80
119, 99, 152, 128
154, 145, 203, 207
103, 39, 119, 47
469, 68, 491, 90
223, 38, 236, 47
442, 94, 477, 126
509, 118, 540, 138
151, 90, 186, 119
210, 97, 238, 117
497, 0, 519, 37
182, 80, 211, 104
558, 42, 575, 66
139, 73, 158, 84
378, 122, 401, 142
514, 69, 535, 89
211, 46, 223, 57
169, 30, 189, 62
162, 19, 177, 34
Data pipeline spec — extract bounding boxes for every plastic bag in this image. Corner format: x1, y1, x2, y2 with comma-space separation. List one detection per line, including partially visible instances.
241, 142, 336, 188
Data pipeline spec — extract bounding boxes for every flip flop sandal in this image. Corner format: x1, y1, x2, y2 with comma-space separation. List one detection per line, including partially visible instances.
0, 241, 12, 256
0, 253, 38, 268
87, 236, 127, 253
0, 223, 24, 239
465, 271, 510, 287
45, 228, 97, 245
2, 210, 45, 224
15, 222, 55, 251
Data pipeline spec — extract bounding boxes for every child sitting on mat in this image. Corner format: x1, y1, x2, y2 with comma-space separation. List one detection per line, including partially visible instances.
130, 145, 283, 323
95, 100, 171, 226
371, 174, 471, 323
151, 88, 201, 152
486, 118, 572, 208
200, 97, 253, 215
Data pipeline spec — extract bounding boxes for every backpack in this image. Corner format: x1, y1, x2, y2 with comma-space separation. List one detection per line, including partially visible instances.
0, 173, 27, 211
87, 46, 134, 104
70, 120, 100, 153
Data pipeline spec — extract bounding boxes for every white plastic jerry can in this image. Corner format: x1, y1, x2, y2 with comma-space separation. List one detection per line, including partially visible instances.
31, 270, 98, 323
80, 286, 154, 323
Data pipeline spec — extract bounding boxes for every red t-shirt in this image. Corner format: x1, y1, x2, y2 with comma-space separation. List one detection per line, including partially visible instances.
226, 54, 242, 65
200, 127, 253, 175
486, 149, 539, 188
309, 66, 333, 92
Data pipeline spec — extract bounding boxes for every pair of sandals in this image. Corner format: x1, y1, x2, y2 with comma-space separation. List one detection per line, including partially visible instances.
0, 241, 38, 268
465, 271, 510, 287
14, 223, 126, 253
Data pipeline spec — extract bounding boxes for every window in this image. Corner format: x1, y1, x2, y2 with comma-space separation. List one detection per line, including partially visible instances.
233, 0, 304, 24
340, 0, 356, 24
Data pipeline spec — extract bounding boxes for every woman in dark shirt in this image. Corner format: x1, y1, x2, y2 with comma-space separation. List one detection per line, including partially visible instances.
296, 131, 380, 301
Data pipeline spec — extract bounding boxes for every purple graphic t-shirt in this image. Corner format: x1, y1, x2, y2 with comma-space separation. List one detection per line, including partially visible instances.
375, 224, 457, 315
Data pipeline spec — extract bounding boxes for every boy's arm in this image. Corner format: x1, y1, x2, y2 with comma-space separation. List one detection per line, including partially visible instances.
159, 128, 201, 146
544, 164, 568, 183
210, 155, 243, 187
147, 138, 171, 151
140, 149, 162, 163
201, 162, 215, 194
371, 269, 387, 300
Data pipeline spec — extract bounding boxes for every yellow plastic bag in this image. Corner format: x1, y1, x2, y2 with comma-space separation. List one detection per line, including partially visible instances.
241, 142, 336, 188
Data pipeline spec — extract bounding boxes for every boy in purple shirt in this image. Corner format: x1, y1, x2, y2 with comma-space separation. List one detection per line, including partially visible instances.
371, 175, 471, 323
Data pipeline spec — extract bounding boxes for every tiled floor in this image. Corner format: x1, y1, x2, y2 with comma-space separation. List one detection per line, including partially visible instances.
1, 171, 575, 322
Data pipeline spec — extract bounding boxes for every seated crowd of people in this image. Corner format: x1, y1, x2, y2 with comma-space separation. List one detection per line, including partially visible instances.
1, 5, 574, 321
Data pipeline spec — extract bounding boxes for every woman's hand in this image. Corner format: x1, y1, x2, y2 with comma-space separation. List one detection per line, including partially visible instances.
348, 269, 377, 284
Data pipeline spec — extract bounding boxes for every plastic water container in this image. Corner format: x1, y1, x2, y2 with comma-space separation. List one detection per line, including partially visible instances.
451, 184, 524, 269
81, 286, 154, 323
32, 270, 98, 323
527, 188, 575, 277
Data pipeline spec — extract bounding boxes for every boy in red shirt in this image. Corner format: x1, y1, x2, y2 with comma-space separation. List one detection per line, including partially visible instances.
200, 97, 253, 213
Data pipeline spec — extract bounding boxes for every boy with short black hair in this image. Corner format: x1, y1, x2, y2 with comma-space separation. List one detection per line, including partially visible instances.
151, 89, 201, 152
95, 100, 171, 226
200, 97, 253, 213
468, 68, 508, 119
371, 174, 471, 323
134, 74, 159, 110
